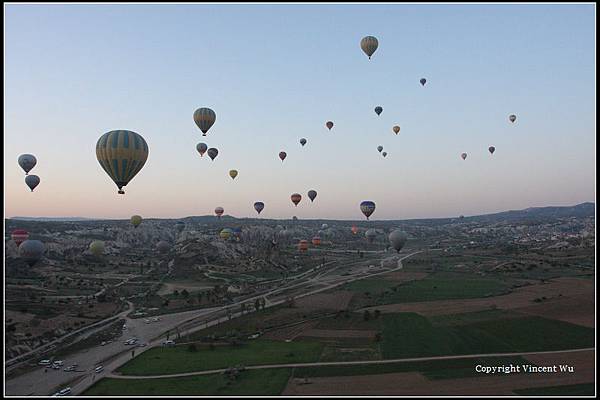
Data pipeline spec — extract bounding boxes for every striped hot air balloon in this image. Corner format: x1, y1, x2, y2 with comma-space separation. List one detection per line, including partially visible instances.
11, 229, 29, 247
193, 107, 216, 136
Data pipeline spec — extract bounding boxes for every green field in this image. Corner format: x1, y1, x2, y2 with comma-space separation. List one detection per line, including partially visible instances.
513, 383, 595, 396
117, 339, 323, 376
83, 369, 292, 396
343, 278, 399, 294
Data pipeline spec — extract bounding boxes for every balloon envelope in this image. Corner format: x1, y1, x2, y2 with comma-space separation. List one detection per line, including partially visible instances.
461, 153, 467, 160
229, 170, 238, 180
279, 151, 287, 161
308, 190, 317, 202
131, 215, 142, 228
18, 154, 37, 175
360, 36, 379, 59
509, 114, 517, 123
377, 146, 383, 153
351, 225, 359, 235
215, 207, 224, 217
291, 193, 302, 207
393, 126, 400, 135
300, 138, 307, 146
157, 241, 171, 253
96, 130, 149, 194
207, 148, 218, 161
489, 146, 496, 154
389, 230, 408, 253
326, 121, 334, 130
89, 240, 105, 257
193, 107, 216, 135
254, 201, 265, 214
382, 152, 387, 157
220, 229, 232, 240
25, 175, 40, 192
420, 78, 427, 86
360, 201, 376, 220
19, 240, 45, 266
366, 229, 377, 243
312, 236, 321, 246
374, 106, 383, 116
11, 229, 29, 247
196, 142, 208, 157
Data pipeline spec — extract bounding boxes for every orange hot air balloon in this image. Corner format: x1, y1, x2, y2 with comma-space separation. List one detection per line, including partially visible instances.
326, 121, 334, 130
351, 225, 359, 235
298, 240, 309, 251
312, 236, 321, 246
291, 193, 302, 207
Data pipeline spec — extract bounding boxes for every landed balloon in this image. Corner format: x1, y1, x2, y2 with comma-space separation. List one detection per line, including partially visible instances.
25, 175, 40, 192
11, 229, 29, 247
89, 240, 105, 257
220, 228, 232, 240
254, 201, 265, 215
18, 154, 37, 175
207, 148, 218, 161
312, 236, 321, 246
360, 201, 376, 220
382, 151, 387, 158
279, 151, 287, 162
360, 36, 379, 59
377, 145, 383, 153
300, 138, 307, 146
420, 78, 427, 86
96, 130, 148, 194
196, 142, 208, 157
321, 223, 328, 230
291, 193, 302, 207
157, 241, 171, 253
393, 126, 400, 135
461, 153, 467, 160
489, 146, 496, 155
366, 229, 377, 243
509, 114, 517, 123
308, 190, 317, 202
215, 207, 224, 218
193, 107, 216, 136
131, 215, 142, 228
351, 225, 359, 235
298, 239, 309, 251
389, 230, 408, 253
19, 240, 44, 266
326, 121, 334, 130
229, 169, 238, 180
374, 106, 383, 116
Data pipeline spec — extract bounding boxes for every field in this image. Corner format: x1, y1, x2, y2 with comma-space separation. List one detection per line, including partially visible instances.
117, 339, 323, 375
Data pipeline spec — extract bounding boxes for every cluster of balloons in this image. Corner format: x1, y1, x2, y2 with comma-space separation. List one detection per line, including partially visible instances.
18, 154, 40, 192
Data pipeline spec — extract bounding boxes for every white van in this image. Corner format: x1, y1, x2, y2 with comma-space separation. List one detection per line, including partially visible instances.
94, 365, 104, 373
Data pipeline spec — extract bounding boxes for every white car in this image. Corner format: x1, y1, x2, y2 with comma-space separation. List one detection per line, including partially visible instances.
56, 387, 71, 396
94, 365, 104, 373
122, 325, 127, 330
53, 360, 64, 366
63, 365, 76, 372
38, 359, 51, 366
100, 341, 106, 346
144, 319, 150, 324
162, 340, 175, 347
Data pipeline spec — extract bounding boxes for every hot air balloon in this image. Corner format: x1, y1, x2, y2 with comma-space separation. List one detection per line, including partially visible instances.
18, 154, 37, 175
292, 216, 298, 222
131, 215, 142, 228
196, 142, 208, 157
298, 240, 309, 251
11, 229, 29, 247
229, 170, 238, 180
175, 221, 185, 232
360, 36, 379, 59
374, 106, 383, 116
326, 121, 334, 130
19, 240, 44, 266
360, 201, 376, 220
193, 107, 216, 136
509, 114, 517, 123
393, 126, 400, 135
25, 175, 40, 192
308, 190, 317, 202
382, 152, 388, 158
220, 228, 232, 240
351, 225, 359, 235
233, 227, 242, 239
279, 151, 287, 162
291, 193, 301, 207
321, 223, 328, 230
389, 230, 408, 253
215, 207, 224, 218
300, 138, 307, 146
461, 153, 467, 160
312, 236, 321, 246
377, 146, 383, 153
365, 229, 377, 243
157, 241, 171, 253
96, 130, 149, 194
489, 146, 496, 155
254, 201, 265, 215
420, 78, 427, 86
207, 148, 218, 161
89, 240, 105, 257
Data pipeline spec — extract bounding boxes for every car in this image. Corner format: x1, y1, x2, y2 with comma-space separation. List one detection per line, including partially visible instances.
38, 360, 51, 366
94, 366, 104, 373
144, 319, 150, 324
151, 317, 160, 322
53, 360, 64, 366
100, 341, 106, 346
122, 325, 127, 330
51, 364, 61, 370
63, 366, 76, 372
162, 340, 175, 347
55, 387, 71, 396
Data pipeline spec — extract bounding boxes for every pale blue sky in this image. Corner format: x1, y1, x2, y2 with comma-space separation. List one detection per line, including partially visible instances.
4, 4, 596, 220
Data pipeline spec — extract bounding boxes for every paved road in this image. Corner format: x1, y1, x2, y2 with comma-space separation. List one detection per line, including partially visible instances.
106, 348, 596, 379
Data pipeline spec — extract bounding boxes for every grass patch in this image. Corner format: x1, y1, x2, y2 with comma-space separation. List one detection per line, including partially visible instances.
513, 382, 595, 396
83, 368, 291, 396
117, 339, 323, 376
343, 278, 398, 294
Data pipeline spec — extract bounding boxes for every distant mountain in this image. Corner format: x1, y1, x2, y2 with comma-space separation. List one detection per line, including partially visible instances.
9, 217, 96, 222
464, 202, 595, 223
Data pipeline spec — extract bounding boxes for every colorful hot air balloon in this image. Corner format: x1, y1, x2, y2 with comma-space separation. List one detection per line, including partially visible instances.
207, 148, 218, 161
351, 225, 359, 235
279, 151, 287, 162
374, 106, 383, 116
312, 236, 321, 246
11, 229, 29, 247
254, 201, 265, 215
131, 215, 142, 228
298, 240, 309, 251
489, 146, 496, 155
366, 229, 377, 243
360, 201, 376, 220
19, 239, 44, 266
300, 138, 307, 146
377, 146, 383, 153
420, 78, 427, 86
220, 228, 232, 240
308, 190, 317, 202
461, 153, 467, 160
25, 175, 40, 192
193, 107, 216, 136
89, 240, 105, 257
389, 230, 408, 253
196, 142, 208, 157
215, 207, 224, 218
392, 126, 400, 135
229, 170, 238, 180
96, 130, 149, 194
509, 114, 517, 123
360, 36, 379, 59
326, 121, 334, 130
157, 241, 171, 253
291, 193, 302, 207
382, 151, 388, 158
18, 154, 37, 175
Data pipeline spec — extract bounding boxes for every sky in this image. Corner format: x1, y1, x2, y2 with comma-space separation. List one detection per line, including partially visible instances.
4, 3, 596, 220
